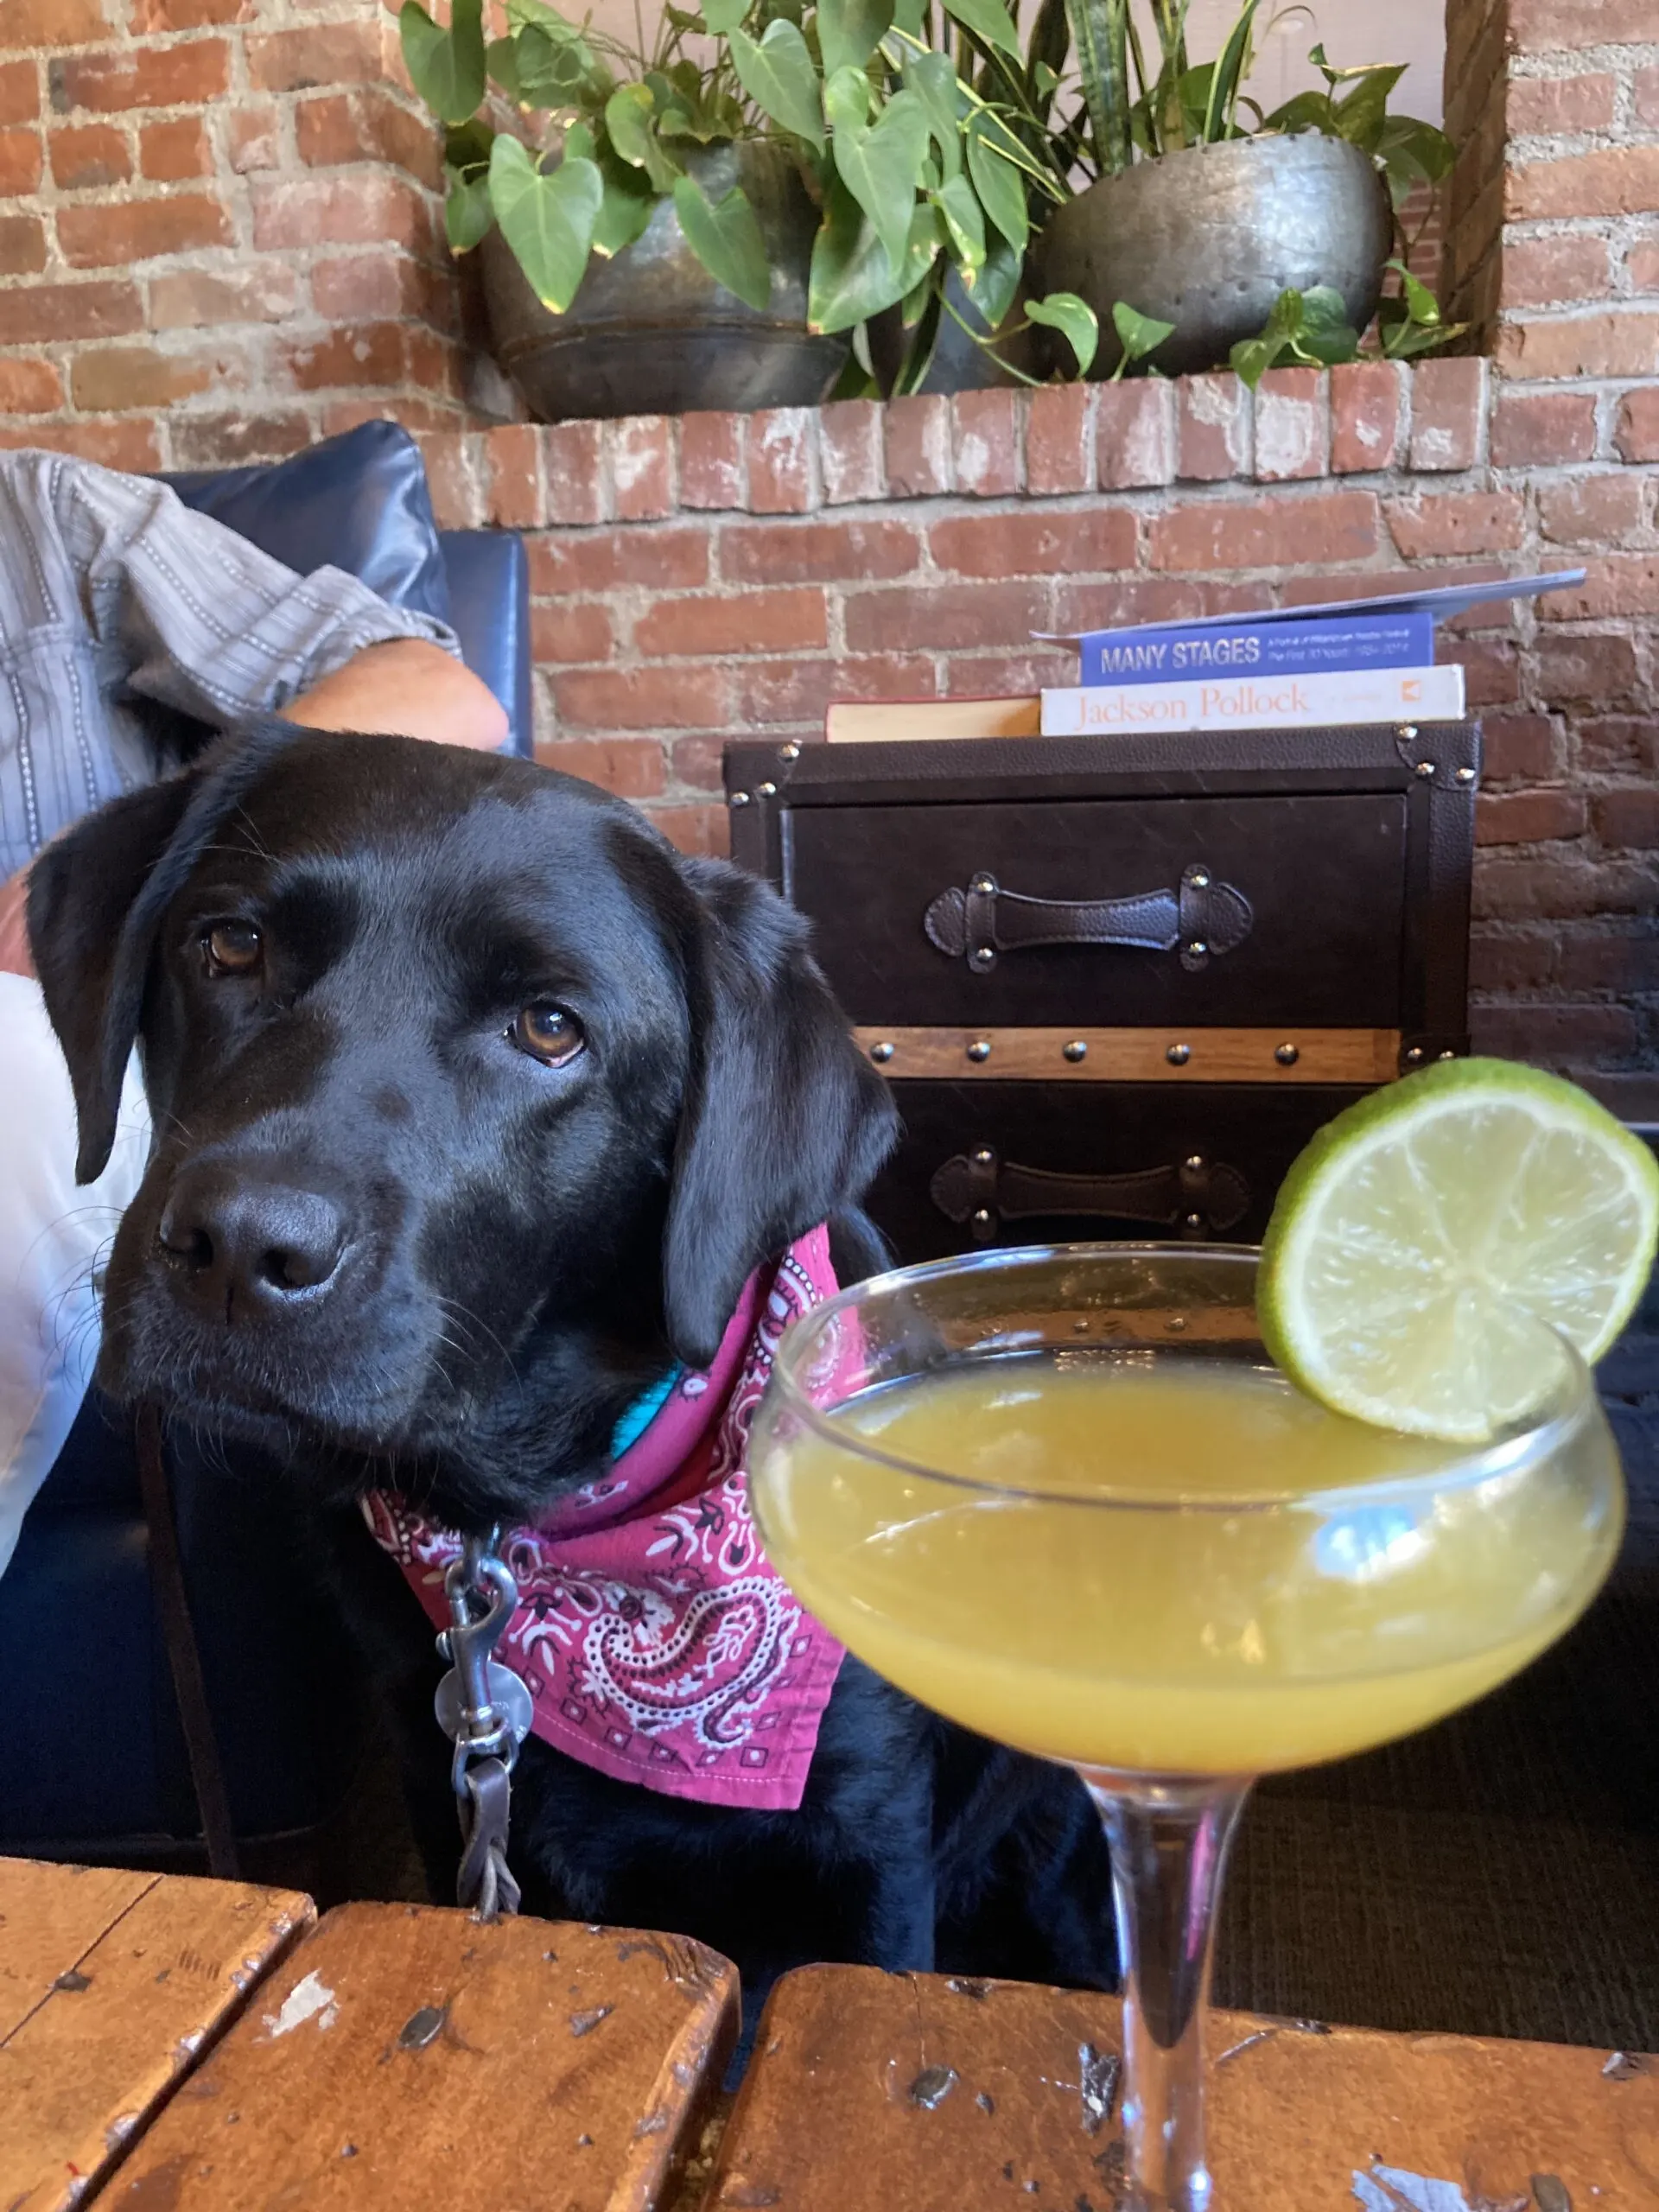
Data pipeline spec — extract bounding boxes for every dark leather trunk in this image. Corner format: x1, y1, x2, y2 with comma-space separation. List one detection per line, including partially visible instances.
724, 723, 1478, 1265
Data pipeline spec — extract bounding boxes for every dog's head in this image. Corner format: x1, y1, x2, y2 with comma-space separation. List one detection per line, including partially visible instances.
29, 722, 894, 1524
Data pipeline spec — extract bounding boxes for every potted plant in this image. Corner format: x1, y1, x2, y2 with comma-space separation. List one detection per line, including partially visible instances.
1020, 2, 1459, 378
398, 0, 1099, 420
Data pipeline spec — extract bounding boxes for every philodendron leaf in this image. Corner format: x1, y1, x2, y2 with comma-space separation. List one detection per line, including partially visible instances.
488, 134, 602, 311
808, 180, 943, 332
1110, 296, 1174, 368
819, 0, 893, 80
401, 0, 486, 124
964, 109, 1027, 252
933, 171, 985, 273
728, 19, 825, 148
1029, 290, 1099, 375
903, 48, 963, 176
672, 172, 772, 308
592, 149, 655, 256
444, 164, 494, 249
940, 0, 1022, 65
830, 77, 928, 280
606, 84, 683, 191
971, 230, 1021, 328
703, 0, 749, 27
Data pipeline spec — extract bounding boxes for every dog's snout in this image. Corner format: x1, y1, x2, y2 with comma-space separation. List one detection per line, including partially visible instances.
158, 1166, 350, 1317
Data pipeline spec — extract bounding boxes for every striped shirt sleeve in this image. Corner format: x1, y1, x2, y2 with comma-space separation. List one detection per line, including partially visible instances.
52, 454, 461, 728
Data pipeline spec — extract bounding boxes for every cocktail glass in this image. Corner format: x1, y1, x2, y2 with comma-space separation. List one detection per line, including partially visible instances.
747, 1243, 1624, 2212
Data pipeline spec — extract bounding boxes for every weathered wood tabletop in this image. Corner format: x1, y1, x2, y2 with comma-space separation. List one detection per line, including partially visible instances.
0, 1855, 314, 2212
705, 1965, 1659, 2212
105, 1899, 739, 2212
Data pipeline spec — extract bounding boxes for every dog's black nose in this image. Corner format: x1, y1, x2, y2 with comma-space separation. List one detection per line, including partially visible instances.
158, 1166, 350, 1316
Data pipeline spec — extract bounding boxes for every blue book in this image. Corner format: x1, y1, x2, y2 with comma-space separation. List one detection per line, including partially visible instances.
1079, 612, 1433, 687
1039, 568, 1588, 688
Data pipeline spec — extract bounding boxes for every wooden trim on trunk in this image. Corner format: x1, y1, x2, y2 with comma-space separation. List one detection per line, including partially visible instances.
855, 1026, 1402, 1084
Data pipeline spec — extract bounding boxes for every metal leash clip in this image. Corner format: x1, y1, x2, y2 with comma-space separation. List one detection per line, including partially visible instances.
434, 1530, 533, 1922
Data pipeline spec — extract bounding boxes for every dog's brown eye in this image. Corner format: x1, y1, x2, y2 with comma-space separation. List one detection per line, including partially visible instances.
512, 1002, 584, 1067
202, 922, 262, 976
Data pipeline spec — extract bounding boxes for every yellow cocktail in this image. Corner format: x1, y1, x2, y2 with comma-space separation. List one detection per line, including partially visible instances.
755, 1358, 1623, 1778
747, 1244, 1625, 2212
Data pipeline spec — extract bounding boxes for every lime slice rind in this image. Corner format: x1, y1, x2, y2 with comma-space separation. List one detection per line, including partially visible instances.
1260, 1058, 1659, 1443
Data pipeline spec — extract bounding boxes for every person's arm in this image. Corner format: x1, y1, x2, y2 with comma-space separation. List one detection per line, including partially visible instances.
63, 461, 507, 752
0, 633, 508, 979
282, 635, 506, 748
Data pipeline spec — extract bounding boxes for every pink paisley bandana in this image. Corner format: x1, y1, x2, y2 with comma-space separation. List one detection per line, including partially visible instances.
362, 1227, 843, 1812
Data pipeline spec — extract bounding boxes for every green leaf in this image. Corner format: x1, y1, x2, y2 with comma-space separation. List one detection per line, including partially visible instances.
819, 0, 893, 80
933, 171, 985, 272
1380, 312, 1465, 359
1332, 62, 1407, 152
940, 0, 1021, 64
1291, 283, 1361, 363
606, 83, 682, 190
1028, 290, 1099, 374
830, 78, 929, 280
486, 34, 520, 100
965, 109, 1027, 252
592, 149, 655, 255
971, 229, 1021, 327
1110, 296, 1173, 363
703, 0, 749, 27
728, 19, 825, 146
564, 117, 597, 162
1064, 0, 1132, 172
808, 180, 942, 332
903, 48, 963, 175
513, 22, 594, 103
1229, 284, 1304, 387
401, 0, 486, 124
672, 172, 772, 308
488, 134, 602, 310
823, 62, 872, 131
1385, 257, 1440, 326
445, 117, 495, 172
1201, 0, 1262, 143
444, 164, 494, 249
1260, 86, 1333, 134
1230, 335, 1275, 388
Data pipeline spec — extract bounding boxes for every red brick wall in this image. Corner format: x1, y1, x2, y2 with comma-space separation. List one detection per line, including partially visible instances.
0, 0, 1654, 1101
416, 358, 1655, 1101
0, 0, 467, 472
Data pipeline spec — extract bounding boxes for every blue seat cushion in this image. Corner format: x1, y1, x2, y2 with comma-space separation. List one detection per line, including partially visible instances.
162, 419, 451, 626
440, 528, 532, 759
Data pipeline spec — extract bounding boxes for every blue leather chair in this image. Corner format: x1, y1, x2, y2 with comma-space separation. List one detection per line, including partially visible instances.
0, 423, 531, 1885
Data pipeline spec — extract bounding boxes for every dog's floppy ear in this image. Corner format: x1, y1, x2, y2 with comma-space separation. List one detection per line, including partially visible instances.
664, 857, 898, 1369
27, 717, 308, 1183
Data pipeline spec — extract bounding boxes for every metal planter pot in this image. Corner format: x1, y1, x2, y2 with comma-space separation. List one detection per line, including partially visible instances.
1034, 132, 1392, 379
480, 139, 849, 423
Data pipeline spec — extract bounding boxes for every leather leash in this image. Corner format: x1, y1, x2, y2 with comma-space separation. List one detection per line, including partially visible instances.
135, 1402, 242, 1881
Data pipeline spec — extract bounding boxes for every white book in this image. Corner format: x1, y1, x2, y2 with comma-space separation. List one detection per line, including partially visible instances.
1039, 664, 1465, 737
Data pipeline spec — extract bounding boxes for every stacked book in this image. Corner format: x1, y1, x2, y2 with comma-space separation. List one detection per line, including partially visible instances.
823, 571, 1584, 742
1034, 573, 1582, 737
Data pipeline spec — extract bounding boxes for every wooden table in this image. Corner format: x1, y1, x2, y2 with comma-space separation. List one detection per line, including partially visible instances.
0, 1855, 313, 2212
8, 1856, 1654, 2210
706, 1967, 1659, 2212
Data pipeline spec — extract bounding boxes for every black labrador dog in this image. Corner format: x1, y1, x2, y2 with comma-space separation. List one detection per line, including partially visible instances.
29, 719, 1114, 2012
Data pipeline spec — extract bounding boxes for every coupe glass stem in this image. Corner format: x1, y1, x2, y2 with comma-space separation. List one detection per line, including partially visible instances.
1080, 1771, 1252, 2212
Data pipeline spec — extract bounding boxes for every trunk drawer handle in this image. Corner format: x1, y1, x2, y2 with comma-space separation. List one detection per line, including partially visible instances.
925, 865, 1253, 975
930, 1147, 1251, 1243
